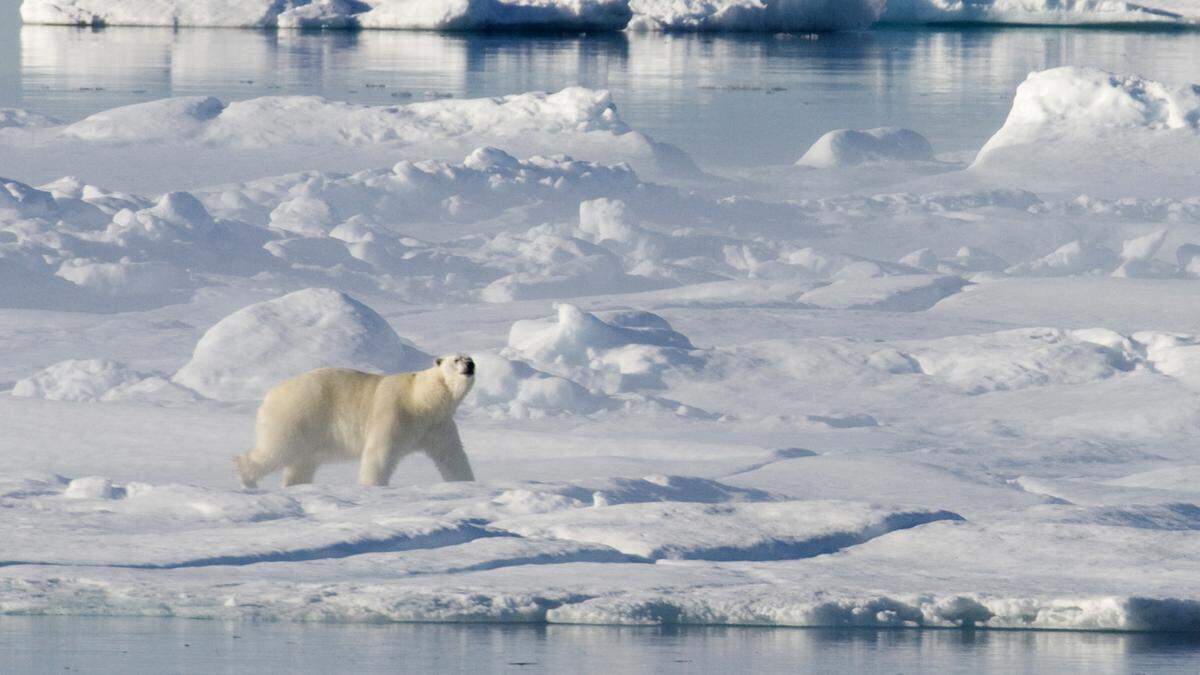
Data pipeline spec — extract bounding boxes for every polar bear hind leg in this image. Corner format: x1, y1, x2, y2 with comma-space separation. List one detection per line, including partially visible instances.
282, 461, 319, 487
234, 451, 271, 489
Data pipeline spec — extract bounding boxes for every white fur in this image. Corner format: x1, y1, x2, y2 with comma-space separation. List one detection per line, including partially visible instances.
235, 354, 475, 488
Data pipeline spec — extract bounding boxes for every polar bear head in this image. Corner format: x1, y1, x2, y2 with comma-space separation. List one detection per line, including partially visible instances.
435, 354, 475, 403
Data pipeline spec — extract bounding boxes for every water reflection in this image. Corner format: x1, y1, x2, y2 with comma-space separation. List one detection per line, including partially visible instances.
5, 24, 1200, 165
3, 617, 1199, 673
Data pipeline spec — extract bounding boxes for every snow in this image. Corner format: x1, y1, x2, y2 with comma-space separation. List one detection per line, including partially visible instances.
22, 0, 1199, 30
20, 0, 634, 30
797, 127, 935, 168
5, 64, 1200, 632
880, 0, 1200, 26
627, 0, 885, 31
12, 358, 150, 402
173, 289, 430, 402
1, 89, 698, 191
970, 67, 1200, 197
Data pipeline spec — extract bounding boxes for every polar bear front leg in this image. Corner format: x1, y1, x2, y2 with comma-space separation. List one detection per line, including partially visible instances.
359, 419, 403, 487
426, 421, 474, 482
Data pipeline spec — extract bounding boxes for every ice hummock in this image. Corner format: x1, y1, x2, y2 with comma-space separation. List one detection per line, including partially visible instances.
797, 128, 935, 168
173, 288, 430, 402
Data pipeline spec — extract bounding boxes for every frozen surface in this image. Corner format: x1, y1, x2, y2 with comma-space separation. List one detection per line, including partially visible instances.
3, 66, 1200, 631
881, 0, 1200, 26
627, 0, 885, 31
20, 0, 634, 30
21, 0, 1200, 30
797, 127, 935, 168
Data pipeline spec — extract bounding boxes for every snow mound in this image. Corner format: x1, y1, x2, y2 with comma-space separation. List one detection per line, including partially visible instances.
0, 109, 59, 129
977, 67, 1200, 163
21, 0, 634, 30
466, 353, 608, 418
1007, 232, 1181, 279
901, 328, 1137, 394
797, 274, 968, 311
506, 304, 698, 393
479, 231, 668, 303
494, 500, 961, 561
203, 148, 647, 235
880, 0, 1196, 26
797, 127, 935, 168
57, 89, 696, 177
12, 359, 148, 402
173, 289, 429, 402
628, 0, 885, 31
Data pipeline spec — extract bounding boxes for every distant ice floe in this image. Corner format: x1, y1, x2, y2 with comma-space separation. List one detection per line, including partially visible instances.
627, 0, 885, 31
20, 0, 635, 30
880, 0, 1198, 26
797, 127, 935, 168
22, 0, 1198, 30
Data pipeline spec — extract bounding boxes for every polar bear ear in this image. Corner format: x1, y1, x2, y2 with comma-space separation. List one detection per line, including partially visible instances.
435, 357, 443, 366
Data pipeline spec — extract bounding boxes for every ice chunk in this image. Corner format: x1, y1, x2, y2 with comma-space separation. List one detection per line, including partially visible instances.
797, 127, 935, 168
506, 304, 697, 393
977, 67, 1200, 162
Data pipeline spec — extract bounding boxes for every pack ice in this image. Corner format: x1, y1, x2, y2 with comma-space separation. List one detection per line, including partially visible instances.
3, 67, 1200, 631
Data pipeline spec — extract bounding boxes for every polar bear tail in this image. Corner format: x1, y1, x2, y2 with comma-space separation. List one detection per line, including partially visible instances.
234, 452, 261, 489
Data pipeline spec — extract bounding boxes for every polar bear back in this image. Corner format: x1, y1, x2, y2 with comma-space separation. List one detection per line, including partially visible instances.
255, 368, 388, 461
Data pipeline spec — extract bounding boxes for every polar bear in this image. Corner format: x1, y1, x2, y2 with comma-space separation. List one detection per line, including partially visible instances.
235, 355, 476, 488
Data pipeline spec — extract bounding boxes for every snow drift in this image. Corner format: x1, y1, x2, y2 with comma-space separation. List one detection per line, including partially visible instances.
797, 128, 935, 168
971, 67, 1200, 197
32, 88, 698, 179
977, 67, 1200, 162
172, 288, 430, 402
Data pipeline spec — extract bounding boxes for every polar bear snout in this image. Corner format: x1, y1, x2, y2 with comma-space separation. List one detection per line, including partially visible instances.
437, 354, 475, 377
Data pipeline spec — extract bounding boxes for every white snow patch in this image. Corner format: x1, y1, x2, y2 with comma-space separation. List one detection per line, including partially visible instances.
506, 304, 697, 393
797, 127, 935, 168
173, 288, 429, 402
881, 0, 1197, 26
21, 0, 634, 30
627, 0, 885, 31
977, 67, 1200, 164
12, 359, 149, 402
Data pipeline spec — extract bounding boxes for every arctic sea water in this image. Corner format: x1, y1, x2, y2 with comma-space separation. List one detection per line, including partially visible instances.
3, 13, 1200, 169
4, 616, 1200, 673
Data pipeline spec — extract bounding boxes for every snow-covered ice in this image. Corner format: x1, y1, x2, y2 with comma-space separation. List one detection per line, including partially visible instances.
797, 127, 936, 168
626, 0, 886, 31
20, 0, 635, 30
4, 64, 1200, 632
25, 0, 1198, 30
880, 0, 1200, 26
